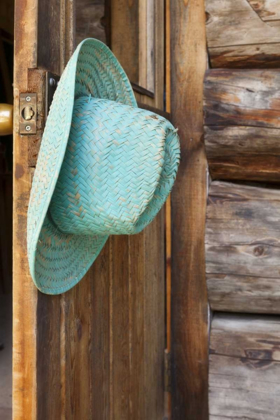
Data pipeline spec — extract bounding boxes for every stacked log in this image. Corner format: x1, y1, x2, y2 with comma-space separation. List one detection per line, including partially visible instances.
204, 2, 280, 418
205, 0, 280, 68
210, 313, 280, 419
204, 69, 280, 182
206, 181, 280, 313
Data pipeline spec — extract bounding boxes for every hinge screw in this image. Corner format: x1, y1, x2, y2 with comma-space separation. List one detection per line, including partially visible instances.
49, 78, 56, 87
25, 125, 31, 131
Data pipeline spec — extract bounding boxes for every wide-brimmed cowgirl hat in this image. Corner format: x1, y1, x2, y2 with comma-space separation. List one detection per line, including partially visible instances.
27, 39, 180, 295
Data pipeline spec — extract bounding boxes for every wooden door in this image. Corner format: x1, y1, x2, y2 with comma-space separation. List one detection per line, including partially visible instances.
13, 1, 166, 419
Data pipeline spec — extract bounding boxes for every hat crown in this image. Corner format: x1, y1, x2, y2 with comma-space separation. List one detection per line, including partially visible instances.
49, 96, 179, 236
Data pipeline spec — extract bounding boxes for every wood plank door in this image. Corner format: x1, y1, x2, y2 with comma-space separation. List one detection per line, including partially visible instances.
13, 1, 166, 419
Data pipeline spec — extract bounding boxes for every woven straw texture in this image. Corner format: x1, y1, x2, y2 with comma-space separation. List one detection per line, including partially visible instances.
27, 39, 180, 295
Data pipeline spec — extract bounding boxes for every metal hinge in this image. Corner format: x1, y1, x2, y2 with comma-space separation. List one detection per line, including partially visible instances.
164, 349, 171, 392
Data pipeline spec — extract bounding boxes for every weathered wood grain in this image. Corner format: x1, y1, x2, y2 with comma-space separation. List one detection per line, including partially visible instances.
37, 0, 61, 74
211, 313, 280, 359
76, 0, 106, 46
111, 0, 139, 84
63, 276, 93, 419
111, 235, 130, 420
248, 0, 280, 21
205, 125, 280, 182
15, 1, 166, 418
209, 43, 280, 69
206, 181, 280, 313
110, 2, 165, 418
129, 233, 145, 419
204, 69, 280, 182
207, 273, 280, 314
60, 0, 75, 72
165, 5, 172, 416
89, 242, 110, 420
204, 69, 280, 129
63, 2, 165, 418
209, 313, 280, 419
139, 0, 155, 93
36, 3, 75, 418
13, 0, 40, 418
206, 0, 280, 47
171, 0, 209, 419
205, 0, 280, 68
37, 294, 62, 419
144, 213, 165, 419
14, 1, 75, 419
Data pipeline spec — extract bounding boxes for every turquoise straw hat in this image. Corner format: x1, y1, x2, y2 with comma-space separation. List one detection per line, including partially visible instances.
27, 39, 180, 295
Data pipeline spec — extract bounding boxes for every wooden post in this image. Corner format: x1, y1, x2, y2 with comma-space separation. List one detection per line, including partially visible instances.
170, 0, 209, 419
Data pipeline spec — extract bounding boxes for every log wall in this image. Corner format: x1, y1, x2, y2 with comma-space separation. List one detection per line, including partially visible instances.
206, 181, 280, 313
204, 3, 280, 417
205, 0, 280, 68
204, 69, 280, 182
210, 313, 280, 419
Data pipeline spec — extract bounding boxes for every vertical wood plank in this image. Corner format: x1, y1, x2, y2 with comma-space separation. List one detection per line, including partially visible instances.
139, 0, 155, 92
37, 0, 61, 74
110, 1, 165, 418
14, 1, 75, 419
60, 0, 76, 72
144, 212, 165, 419
153, 0, 164, 110
111, 235, 130, 420
137, 2, 165, 418
165, 0, 172, 416
111, 0, 139, 83
146, 0, 155, 92
139, 0, 147, 89
73, 9, 112, 419
90, 242, 111, 420
75, 0, 106, 46
35, 1, 75, 417
13, 0, 38, 418
129, 233, 145, 419
63, 277, 92, 420
170, 0, 209, 418
37, 295, 61, 420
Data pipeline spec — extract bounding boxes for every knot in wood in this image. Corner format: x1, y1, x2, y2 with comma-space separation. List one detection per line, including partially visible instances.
253, 245, 264, 257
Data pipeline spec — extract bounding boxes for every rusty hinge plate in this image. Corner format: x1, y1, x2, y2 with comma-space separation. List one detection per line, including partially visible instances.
164, 349, 171, 393
19, 93, 37, 135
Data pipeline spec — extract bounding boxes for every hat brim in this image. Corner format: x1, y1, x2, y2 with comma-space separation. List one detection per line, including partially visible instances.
27, 39, 137, 294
